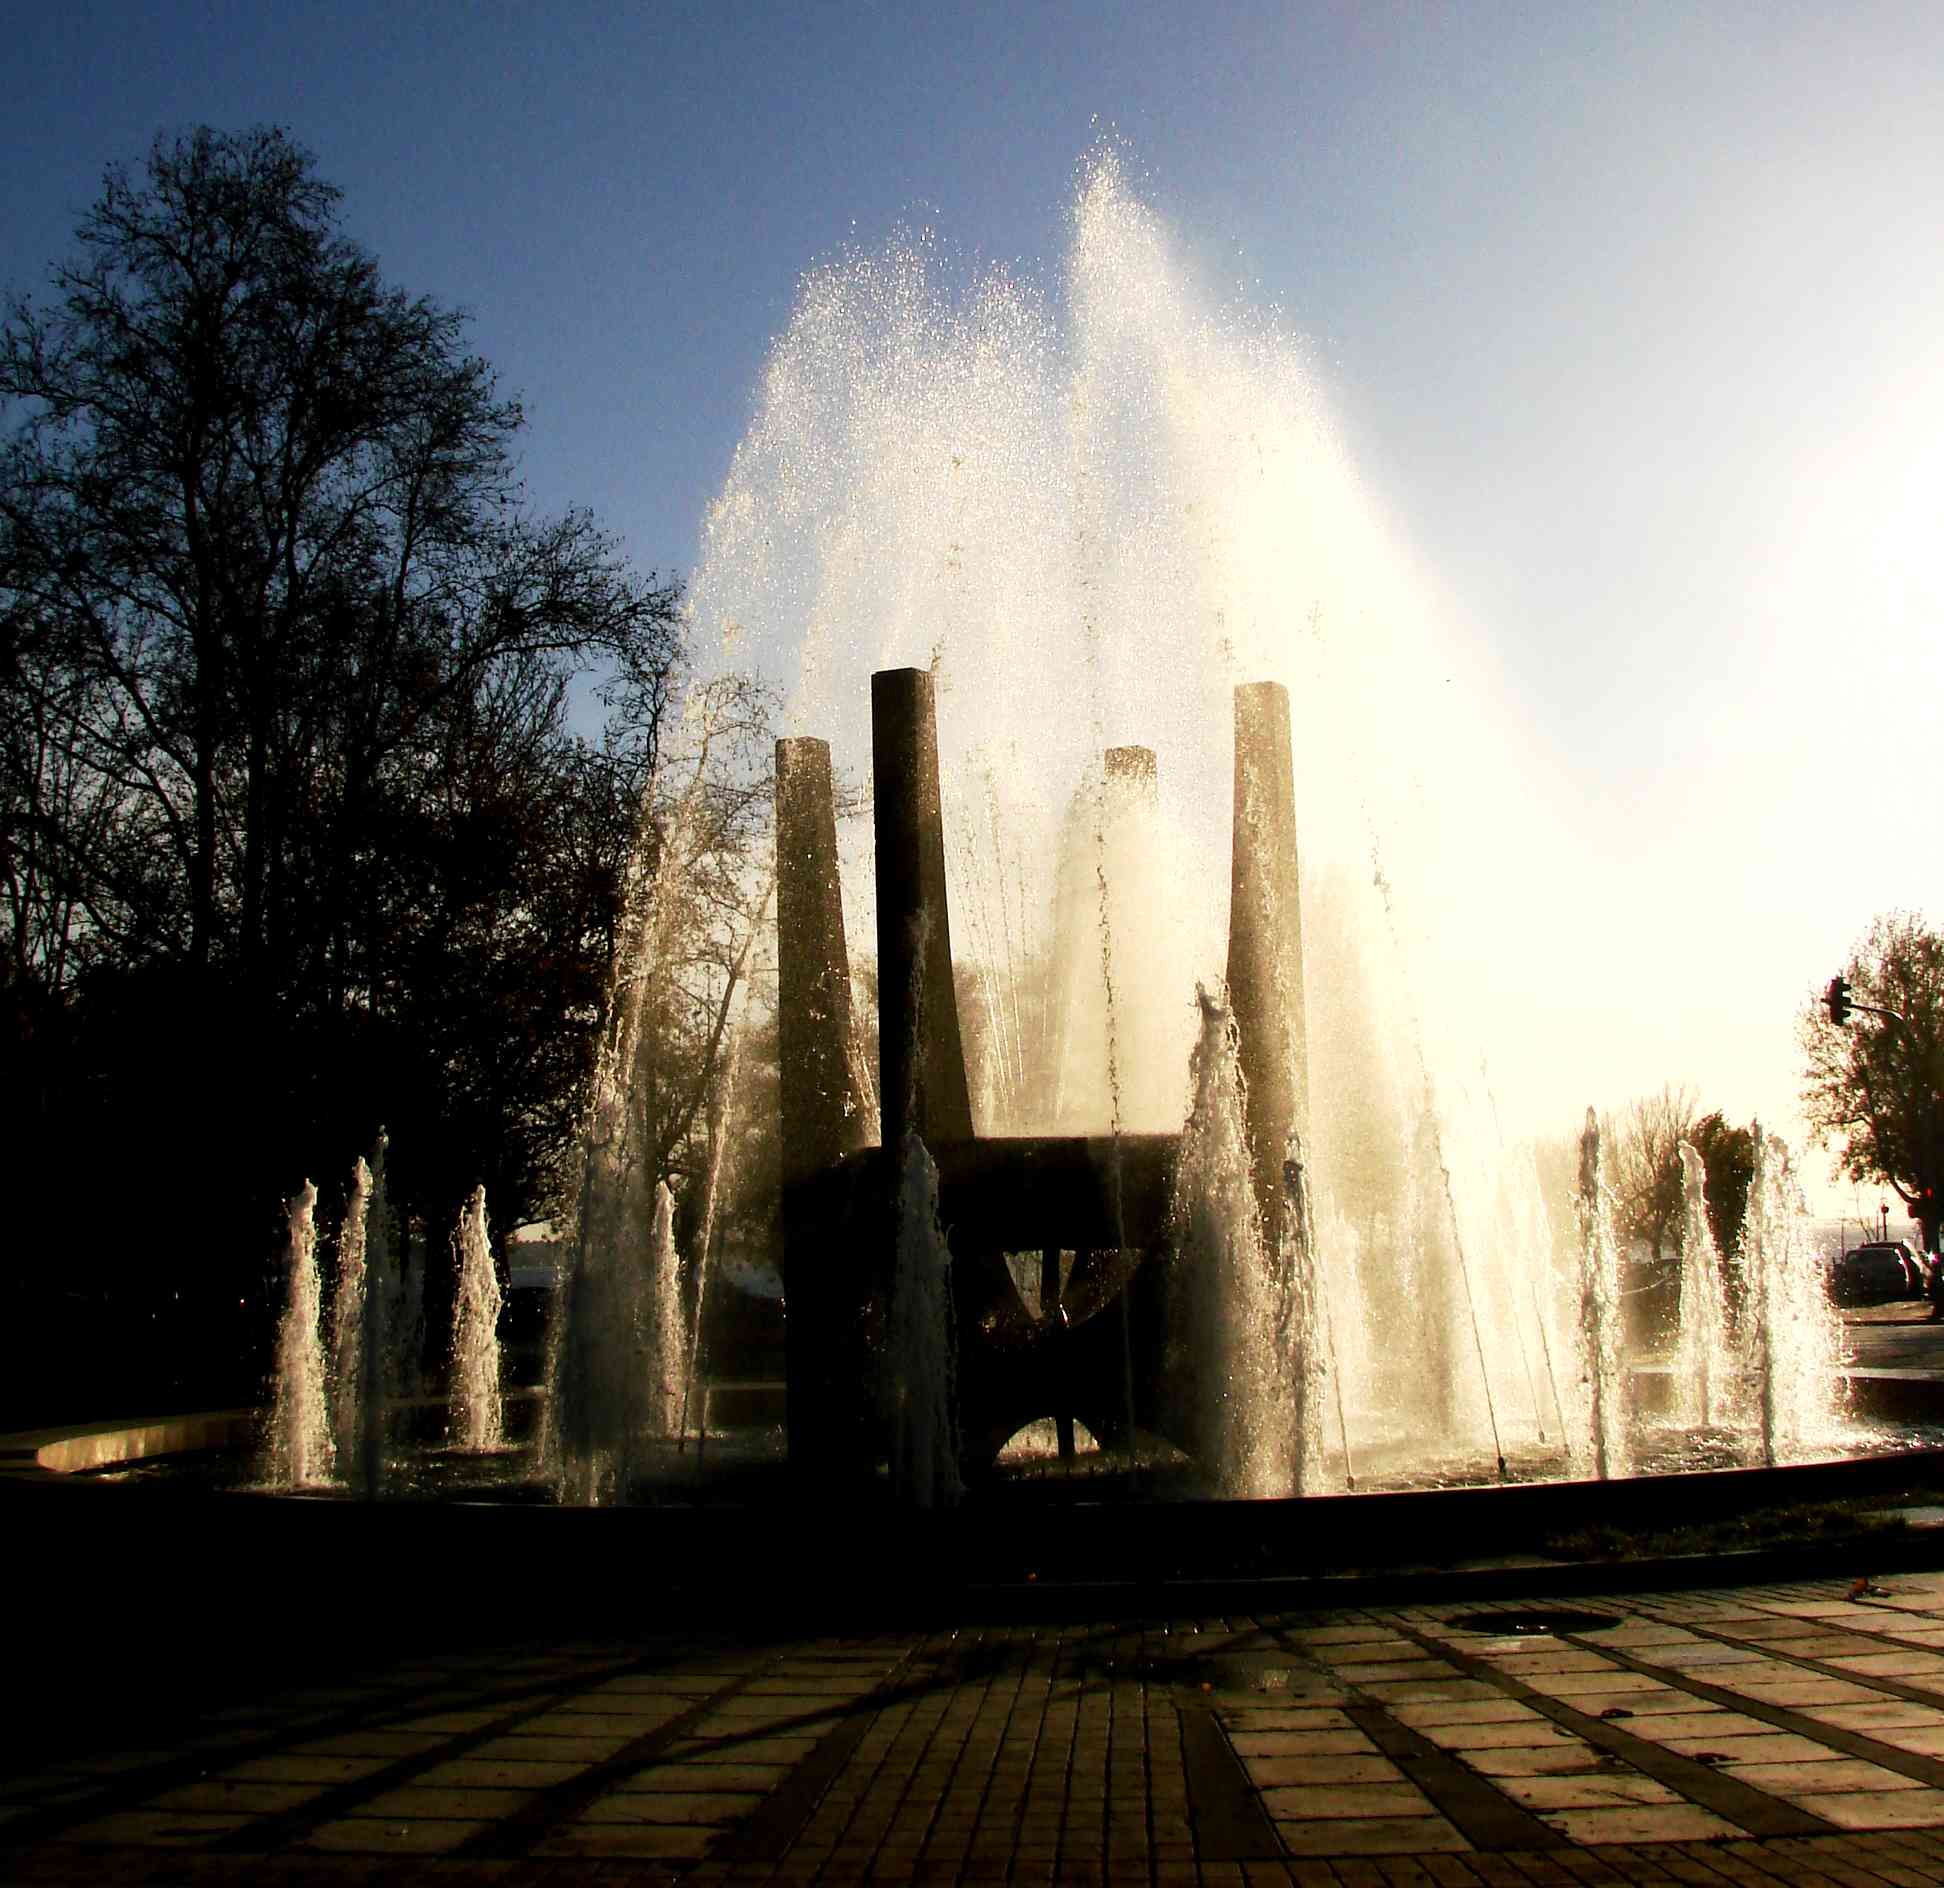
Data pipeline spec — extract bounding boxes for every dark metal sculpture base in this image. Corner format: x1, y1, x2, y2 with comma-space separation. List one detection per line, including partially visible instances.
785, 1132, 1178, 1482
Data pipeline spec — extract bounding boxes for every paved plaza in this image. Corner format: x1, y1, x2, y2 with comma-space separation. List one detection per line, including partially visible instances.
10, 1300, 1944, 1882
17, 1564, 1944, 1883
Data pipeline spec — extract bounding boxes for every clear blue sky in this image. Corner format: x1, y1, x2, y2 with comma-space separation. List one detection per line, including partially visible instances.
6, 1, 1943, 1205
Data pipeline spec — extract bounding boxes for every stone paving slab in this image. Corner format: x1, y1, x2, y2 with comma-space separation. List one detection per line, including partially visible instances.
24, 1569, 1944, 1881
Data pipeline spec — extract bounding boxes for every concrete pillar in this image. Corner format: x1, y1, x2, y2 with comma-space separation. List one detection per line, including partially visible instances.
776, 737, 866, 1185
1226, 681, 1310, 1254
775, 736, 868, 1479
872, 668, 974, 1149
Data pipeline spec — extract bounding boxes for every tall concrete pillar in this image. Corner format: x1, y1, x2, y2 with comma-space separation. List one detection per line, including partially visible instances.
776, 737, 867, 1185
1100, 741, 1154, 1455
1226, 681, 1310, 1254
872, 668, 974, 1149
775, 736, 868, 1478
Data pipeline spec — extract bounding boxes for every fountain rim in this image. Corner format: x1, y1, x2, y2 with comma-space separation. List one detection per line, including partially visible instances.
12, 1402, 1940, 1502
11, 1407, 1944, 1630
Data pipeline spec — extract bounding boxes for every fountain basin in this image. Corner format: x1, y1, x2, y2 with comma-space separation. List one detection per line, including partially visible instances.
17, 1409, 260, 1475
16, 1363, 1942, 1504
12, 1423, 1944, 1602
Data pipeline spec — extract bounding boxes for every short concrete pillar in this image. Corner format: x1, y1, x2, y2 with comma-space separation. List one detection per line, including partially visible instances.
1226, 681, 1310, 1253
872, 668, 974, 1149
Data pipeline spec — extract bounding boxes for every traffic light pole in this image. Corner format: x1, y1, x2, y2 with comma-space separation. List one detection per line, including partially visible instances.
1824, 974, 1905, 1031
1824, 972, 1942, 1259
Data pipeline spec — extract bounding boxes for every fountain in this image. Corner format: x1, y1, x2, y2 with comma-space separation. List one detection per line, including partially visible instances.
1673, 1140, 1733, 1430
767, 662, 1864, 1502
680, 148, 1876, 1504
1046, 745, 1193, 1134
1170, 986, 1320, 1498
260, 1181, 332, 1488
17, 153, 1911, 1547
328, 1156, 370, 1467
1575, 1110, 1630, 1482
449, 1186, 504, 1453
359, 1132, 396, 1494
323, 1130, 406, 1495
1741, 1123, 1847, 1466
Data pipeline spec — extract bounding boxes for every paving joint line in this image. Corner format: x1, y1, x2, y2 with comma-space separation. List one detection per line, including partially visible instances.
1140, 1642, 1163, 1881
1865, 1825, 1944, 1884
705, 1640, 923, 1867
808, 1626, 966, 1866
450, 1652, 784, 1860
1752, 1832, 1907, 1888
904, 1629, 987, 1869
1118, 1633, 1173, 1877
1259, 1617, 1570, 1857
1343, 1699, 1572, 1854
1175, 1685, 1284, 1859
1018, 1631, 1065, 1874
970, 1628, 1036, 1868
1047, 1633, 1087, 1879
1796, 1836, 1936, 1888
894, 1630, 968, 1865
1626, 1598, 1944, 1714
546, 1634, 967, 1866
955, 1629, 1018, 1872
1109, 1660, 1150, 1875
816, 1654, 910, 1859
1386, 1616, 1835, 1840
1656, 1840, 1791, 1886
203, 1646, 721, 1855
1531, 1621, 1944, 1796
1, 1643, 678, 1854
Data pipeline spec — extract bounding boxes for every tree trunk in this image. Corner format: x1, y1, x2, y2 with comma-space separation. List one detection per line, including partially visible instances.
240, 647, 273, 991
190, 708, 219, 974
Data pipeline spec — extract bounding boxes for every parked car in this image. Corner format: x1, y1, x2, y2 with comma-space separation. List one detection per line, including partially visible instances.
1829, 1241, 1930, 1305
1872, 1240, 1931, 1296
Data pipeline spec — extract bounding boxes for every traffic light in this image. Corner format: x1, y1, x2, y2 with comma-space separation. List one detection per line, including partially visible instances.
1826, 975, 1852, 1025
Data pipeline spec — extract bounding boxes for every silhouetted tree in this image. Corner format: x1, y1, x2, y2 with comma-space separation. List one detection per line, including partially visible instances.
0, 127, 690, 1418
1687, 1110, 1756, 1262
1607, 1084, 1698, 1264
1602, 1083, 1698, 1340
618, 670, 781, 1195
1802, 911, 1944, 1255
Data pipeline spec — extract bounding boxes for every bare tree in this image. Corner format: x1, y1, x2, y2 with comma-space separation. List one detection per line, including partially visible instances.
1607, 1084, 1700, 1261
1, 128, 675, 1006
1603, 1083, 1699, 1342
0, 128, 703, 1419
